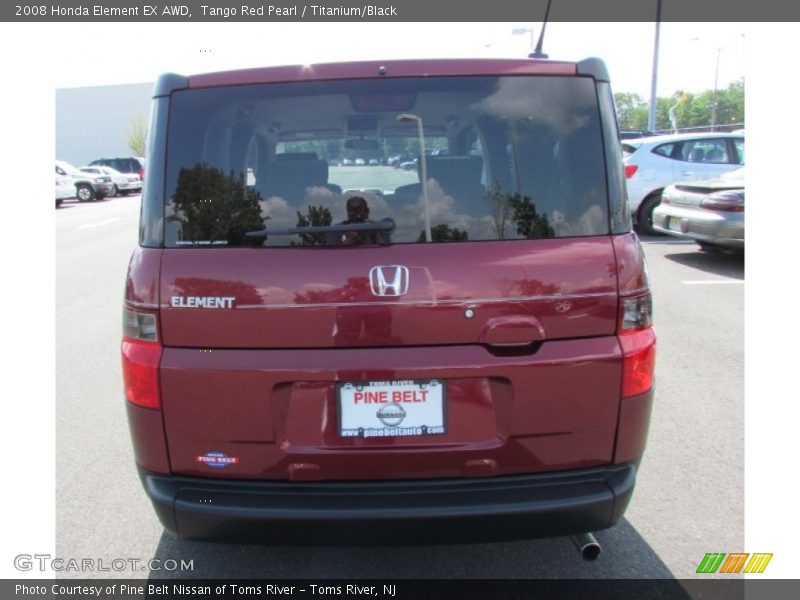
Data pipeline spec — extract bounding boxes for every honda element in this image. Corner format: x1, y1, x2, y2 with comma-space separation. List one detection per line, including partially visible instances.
122, 57, 656, 545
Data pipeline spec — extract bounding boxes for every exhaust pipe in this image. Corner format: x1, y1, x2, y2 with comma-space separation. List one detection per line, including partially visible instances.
572, 532, 601, 561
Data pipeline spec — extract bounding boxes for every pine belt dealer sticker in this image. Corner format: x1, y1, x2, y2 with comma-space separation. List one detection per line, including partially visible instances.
337, 380, 446, 438
195, 452, 240, 468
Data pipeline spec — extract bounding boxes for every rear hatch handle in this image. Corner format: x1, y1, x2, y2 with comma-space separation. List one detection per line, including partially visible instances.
478, 315, 546, 352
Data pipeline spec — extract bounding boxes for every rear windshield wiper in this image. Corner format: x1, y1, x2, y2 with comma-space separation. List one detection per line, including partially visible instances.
245, 218, 396, 240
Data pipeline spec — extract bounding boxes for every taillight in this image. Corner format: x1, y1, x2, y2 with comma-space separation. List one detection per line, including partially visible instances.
122, 308, 161, 409
619, 292, 656, 398
624, 164, 639, 179
699, 190, 744, 212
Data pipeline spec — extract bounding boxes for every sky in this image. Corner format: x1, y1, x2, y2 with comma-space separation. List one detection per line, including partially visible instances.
1, 19, 799, 579
31, 21, 747, 98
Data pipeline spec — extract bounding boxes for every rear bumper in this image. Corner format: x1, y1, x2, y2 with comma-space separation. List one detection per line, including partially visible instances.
139, 463, 637, 544
95, 183, 114, 196
653, 205, 744, 248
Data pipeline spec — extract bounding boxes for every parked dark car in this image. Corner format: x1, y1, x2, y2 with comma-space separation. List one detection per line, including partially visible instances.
123, 58, 655, 549
619, 129, 654, 140
89, 156, 145, 182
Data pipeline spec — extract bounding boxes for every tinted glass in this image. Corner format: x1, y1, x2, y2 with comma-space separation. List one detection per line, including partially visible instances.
598, 81, 629, 234
734, 138, 745, 165
679, 138, 729, 163
652, 143, 675, 158
164, 76, 610, 248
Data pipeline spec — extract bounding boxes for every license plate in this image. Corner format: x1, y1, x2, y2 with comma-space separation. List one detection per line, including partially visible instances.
669, 216, 682, 231
337, 380, 446, 438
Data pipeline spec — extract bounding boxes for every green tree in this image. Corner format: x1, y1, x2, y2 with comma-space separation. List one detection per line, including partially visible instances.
293, 205, 333, 246
614, 92, 646, 130
127, 115, 147, 156
616, 79, 744, 131
508, 194, 554, 239
717, 80, 745, 126
169, 164, 265, 245
485, 181, 512, 239
417, 224, 468, 243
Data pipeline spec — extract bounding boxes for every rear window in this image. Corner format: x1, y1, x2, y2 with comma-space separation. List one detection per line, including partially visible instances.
164, 76, 610, 247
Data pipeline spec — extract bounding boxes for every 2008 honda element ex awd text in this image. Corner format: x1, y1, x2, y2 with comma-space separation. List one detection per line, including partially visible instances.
122, 57, 655, 546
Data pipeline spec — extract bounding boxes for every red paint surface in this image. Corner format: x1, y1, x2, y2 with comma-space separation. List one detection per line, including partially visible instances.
189, 59, 576, 89
125, 229, 654, 480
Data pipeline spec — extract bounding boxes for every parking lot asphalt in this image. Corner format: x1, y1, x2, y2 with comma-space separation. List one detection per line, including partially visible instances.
55, 197, 743, 580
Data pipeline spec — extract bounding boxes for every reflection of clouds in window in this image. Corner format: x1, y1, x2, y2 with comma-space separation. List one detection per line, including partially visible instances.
472, 78, 591, 135
419, 180, 455, 221
306, 186, 337, 200
260, 196, 291, 220
385, 180, 484, 241
551, 204, 606, 237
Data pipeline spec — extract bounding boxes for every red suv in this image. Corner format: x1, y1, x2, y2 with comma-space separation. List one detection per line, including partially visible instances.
122, 58, 655, 547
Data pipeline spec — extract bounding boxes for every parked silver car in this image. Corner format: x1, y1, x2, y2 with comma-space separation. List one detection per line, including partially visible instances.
56, 160, 114, 202
80, 165, 142, 196
623, 132, 744, 235
652, 168, 744, 251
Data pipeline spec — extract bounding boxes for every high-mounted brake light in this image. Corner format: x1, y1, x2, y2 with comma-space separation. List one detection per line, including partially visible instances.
619, 292, 656, 398
122, 308, 161, 409
624, 164, 639, 179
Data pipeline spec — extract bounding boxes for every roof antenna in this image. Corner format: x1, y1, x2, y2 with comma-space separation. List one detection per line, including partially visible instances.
529, 0, 553, 59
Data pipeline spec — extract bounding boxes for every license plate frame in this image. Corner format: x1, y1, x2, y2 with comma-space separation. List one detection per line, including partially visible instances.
336, 379, 446, 439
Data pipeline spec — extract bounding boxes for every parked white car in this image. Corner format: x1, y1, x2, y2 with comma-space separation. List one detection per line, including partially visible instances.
80, 165, 142, 196
55, 166, 74, 207
56, 160, 114, 202
623, 132, 744, 234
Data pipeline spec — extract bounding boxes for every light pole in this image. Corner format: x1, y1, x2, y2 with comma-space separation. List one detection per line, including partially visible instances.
511, 27, 535, 54
397, 113, 432, 243
712, 34, 744, 131
648, 0, 662, 133
692, 33, 744, 131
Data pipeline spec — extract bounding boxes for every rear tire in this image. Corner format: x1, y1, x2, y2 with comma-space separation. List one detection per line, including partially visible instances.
110, 184, 119, 196
636, 193, 663, 236
698, 242, 743, 256
697, 242, 715, 252
56, 198, 63, 208
76, 183, 95, 202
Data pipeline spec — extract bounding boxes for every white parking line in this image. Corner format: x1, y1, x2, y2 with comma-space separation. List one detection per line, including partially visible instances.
682, 280, 744, 285
76, 218, 122, 230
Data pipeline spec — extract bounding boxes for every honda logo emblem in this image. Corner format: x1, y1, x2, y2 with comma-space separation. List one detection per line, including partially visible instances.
369, 266, 410, 297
